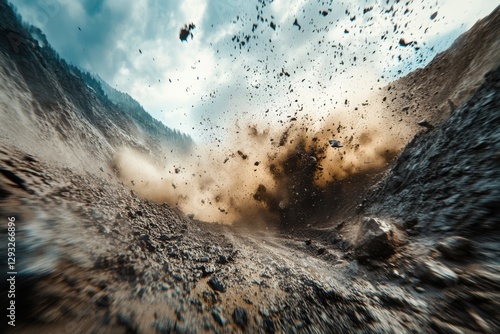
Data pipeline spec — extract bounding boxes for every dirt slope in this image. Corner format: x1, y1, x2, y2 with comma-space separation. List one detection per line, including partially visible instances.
380, 5, 500, 130
0, 0, 192, 174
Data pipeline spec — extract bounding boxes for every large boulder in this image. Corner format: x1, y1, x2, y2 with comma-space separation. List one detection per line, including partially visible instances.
355, 217, 397, 261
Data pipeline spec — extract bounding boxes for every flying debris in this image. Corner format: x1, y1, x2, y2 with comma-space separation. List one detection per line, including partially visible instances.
329, 139, 343, 148
139, 49, 142, 54
399, 38, 415, 47
179, 23, 196, 42
430, 11, 438, 20
293, 18, 301, 30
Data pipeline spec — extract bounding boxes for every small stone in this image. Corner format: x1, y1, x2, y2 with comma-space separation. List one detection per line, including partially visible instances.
418, 119, 434, 129
436, 236, 474, 260
414, 286, 425, 293
232, 307, 248, 329
329, 139, 343, 148
263, 318, 276, 334
208, 276, 226, 292
95, 294, 111, 308
217, 254, 228, 264
201, 265, 215, 277
99, 225, 111, 234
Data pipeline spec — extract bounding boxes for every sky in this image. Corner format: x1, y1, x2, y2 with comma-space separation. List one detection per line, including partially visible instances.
9, 0, 498, 141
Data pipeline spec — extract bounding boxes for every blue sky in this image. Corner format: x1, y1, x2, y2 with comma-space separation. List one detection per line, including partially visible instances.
10, 0, 498, 141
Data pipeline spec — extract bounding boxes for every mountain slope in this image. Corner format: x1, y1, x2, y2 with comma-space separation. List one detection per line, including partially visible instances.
379, 5, 500, 131
0, 0, 192, 173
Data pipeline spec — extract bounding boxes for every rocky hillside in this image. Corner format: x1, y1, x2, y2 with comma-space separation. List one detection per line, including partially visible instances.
0, 0, 192, 173
366, 65, 500, 242
380, 5, 500, 130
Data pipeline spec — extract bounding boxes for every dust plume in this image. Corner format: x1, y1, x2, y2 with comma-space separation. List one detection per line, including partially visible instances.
114, 91, 413, 226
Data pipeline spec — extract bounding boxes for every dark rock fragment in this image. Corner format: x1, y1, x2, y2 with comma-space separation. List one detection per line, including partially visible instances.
436, 236, 474, 260
208, 276, 226, 292
233, 306, 248, 329
355, 217, 396, 260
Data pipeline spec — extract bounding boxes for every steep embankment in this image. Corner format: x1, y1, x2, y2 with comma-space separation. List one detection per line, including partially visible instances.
379, 5, 500, 130
0, 0, 191, 174
366, 65, 500, 240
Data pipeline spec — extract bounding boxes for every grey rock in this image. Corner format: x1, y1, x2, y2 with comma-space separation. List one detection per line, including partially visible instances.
211, 308, 227, 326
418, 118, 434, 129
208, 276, 226, 292
355, 217, 396, 260
95, 294, 111, 308
329, 139, 343, 148
233, 306, 248, 329
418, 260, 458, 287
436, 236, 474, 260
99, 225, 111, 234
217, 254, 228, 264
200, 264, 215, 277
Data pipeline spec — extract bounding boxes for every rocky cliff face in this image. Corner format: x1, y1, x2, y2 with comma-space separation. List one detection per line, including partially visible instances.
365, 65, 500, 247
0, 0, 192, 174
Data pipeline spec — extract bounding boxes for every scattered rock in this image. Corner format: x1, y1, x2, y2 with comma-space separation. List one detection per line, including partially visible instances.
418, 260, 458, 287
179, 23, 195, 42
328, 139, 343, 148
208, 276, 226, 292
216, 254, 228, 264
355, 217, 397, 260
263, 318, 276, 334
211, 308, 227, 326
436, 236, 474, 260
99, 225, 111, 234
417, 119, 434, 129
95, 294, 111, 308
200, 264, 215, 277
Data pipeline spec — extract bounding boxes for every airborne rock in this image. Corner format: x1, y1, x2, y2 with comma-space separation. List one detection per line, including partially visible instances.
355, 217, 397, 260
329, 139, 343, 148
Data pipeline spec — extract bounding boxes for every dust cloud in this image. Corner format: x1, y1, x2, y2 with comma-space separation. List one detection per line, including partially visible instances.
114, 90, 413, 226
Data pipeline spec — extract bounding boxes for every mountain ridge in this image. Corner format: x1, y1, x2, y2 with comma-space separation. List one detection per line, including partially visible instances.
0, 0, 192, 173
